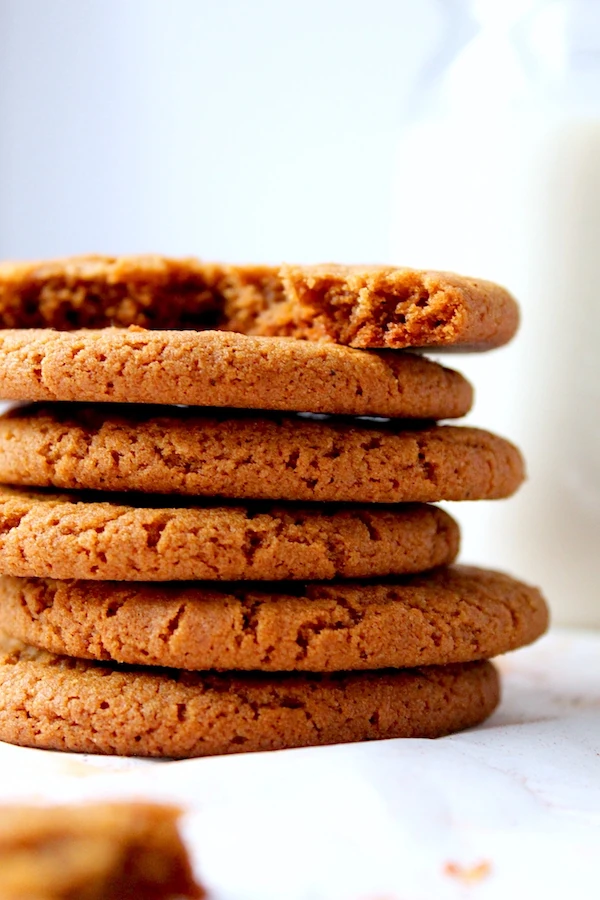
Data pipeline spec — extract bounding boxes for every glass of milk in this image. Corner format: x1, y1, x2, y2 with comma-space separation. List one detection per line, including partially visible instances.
392, 0, 600, 626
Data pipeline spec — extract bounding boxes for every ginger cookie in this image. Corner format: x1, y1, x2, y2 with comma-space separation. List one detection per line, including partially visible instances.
0, 328, 473, 419
0, 405, 525, 503
0, 803, 204, 900
0, 488, 459, 581
0, 255, 518, 350
0, 632, 500, 756
0, 567, 548, 672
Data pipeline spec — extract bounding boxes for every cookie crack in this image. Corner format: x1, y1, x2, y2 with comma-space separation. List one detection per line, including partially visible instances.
161, 604, 186, 643
294, 600, 364, 660
415, 437, 438, 485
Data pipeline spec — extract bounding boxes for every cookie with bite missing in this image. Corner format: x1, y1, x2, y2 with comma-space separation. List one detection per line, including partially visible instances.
0, 255, 518, 350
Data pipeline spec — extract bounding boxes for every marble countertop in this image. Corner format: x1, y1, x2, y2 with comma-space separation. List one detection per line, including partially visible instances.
1, 628, 599, 900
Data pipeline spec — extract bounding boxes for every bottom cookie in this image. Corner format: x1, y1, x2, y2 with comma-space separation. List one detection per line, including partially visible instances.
0, 633, 499, 757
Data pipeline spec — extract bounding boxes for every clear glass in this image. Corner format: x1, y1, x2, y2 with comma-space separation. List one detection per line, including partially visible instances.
392, 0, 600, 626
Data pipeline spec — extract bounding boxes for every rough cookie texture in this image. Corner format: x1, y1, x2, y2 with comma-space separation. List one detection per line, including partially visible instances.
0, 567, 548, 671
0, 255, 519, 350
0, 328, 473, 419
0, 633, 500, 756
0, 488, 459, 580
0, 802, 204, 900
0, 405, 525, 502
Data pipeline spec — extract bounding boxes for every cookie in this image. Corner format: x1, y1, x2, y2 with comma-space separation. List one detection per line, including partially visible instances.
0, 488, 459, 580
0, 803, 204, 900
0, 567, 548, 671
0, 255, 518, 350
0, 328, 473, 419
0, 405, 525, 502
0, 632, 500, 756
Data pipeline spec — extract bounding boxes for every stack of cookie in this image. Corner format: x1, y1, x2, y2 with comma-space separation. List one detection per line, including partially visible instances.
0, 257, 548, 758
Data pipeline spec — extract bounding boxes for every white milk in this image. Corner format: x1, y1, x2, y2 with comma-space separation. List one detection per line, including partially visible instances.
391, 115, 600, 626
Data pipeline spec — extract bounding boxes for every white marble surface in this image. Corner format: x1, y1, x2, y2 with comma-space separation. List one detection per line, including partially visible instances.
1, 628, 599, 900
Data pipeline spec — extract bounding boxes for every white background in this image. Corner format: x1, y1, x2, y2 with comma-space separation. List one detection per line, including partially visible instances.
0, 0, 436, 261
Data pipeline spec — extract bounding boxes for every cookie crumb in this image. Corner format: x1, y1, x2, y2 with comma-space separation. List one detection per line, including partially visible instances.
444, 860, 492, 884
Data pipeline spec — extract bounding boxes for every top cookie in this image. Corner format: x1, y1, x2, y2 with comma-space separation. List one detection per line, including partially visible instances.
0, 255, 519, 350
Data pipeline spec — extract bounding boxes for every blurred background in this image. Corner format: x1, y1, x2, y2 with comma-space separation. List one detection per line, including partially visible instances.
0, 0, 598, 625
0, 0, 436, 262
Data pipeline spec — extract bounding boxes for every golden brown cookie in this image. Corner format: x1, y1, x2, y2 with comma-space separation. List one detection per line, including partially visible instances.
0, 328, 473, 419
0, 803, 204, 900
0, 567, 548, 672
0, 405, 525, 503
0, 632, 500, 756
0, 255, 518, 350
0, 488, 459, 581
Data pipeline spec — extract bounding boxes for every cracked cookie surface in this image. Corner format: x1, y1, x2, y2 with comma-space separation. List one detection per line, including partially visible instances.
0, 328, 473, 419
0, 405, 525, 502
0, 487, 459, 580
0, 631, 500, 756
0, 567, 548, 671
0, 255, 519, 350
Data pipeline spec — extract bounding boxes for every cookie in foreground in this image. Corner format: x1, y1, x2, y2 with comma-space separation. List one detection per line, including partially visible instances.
0, 255, 518, 350
0, 404, 525, 503
0, 566, 548, 671
0, 633, 500, 757
0, 801, 204, 899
